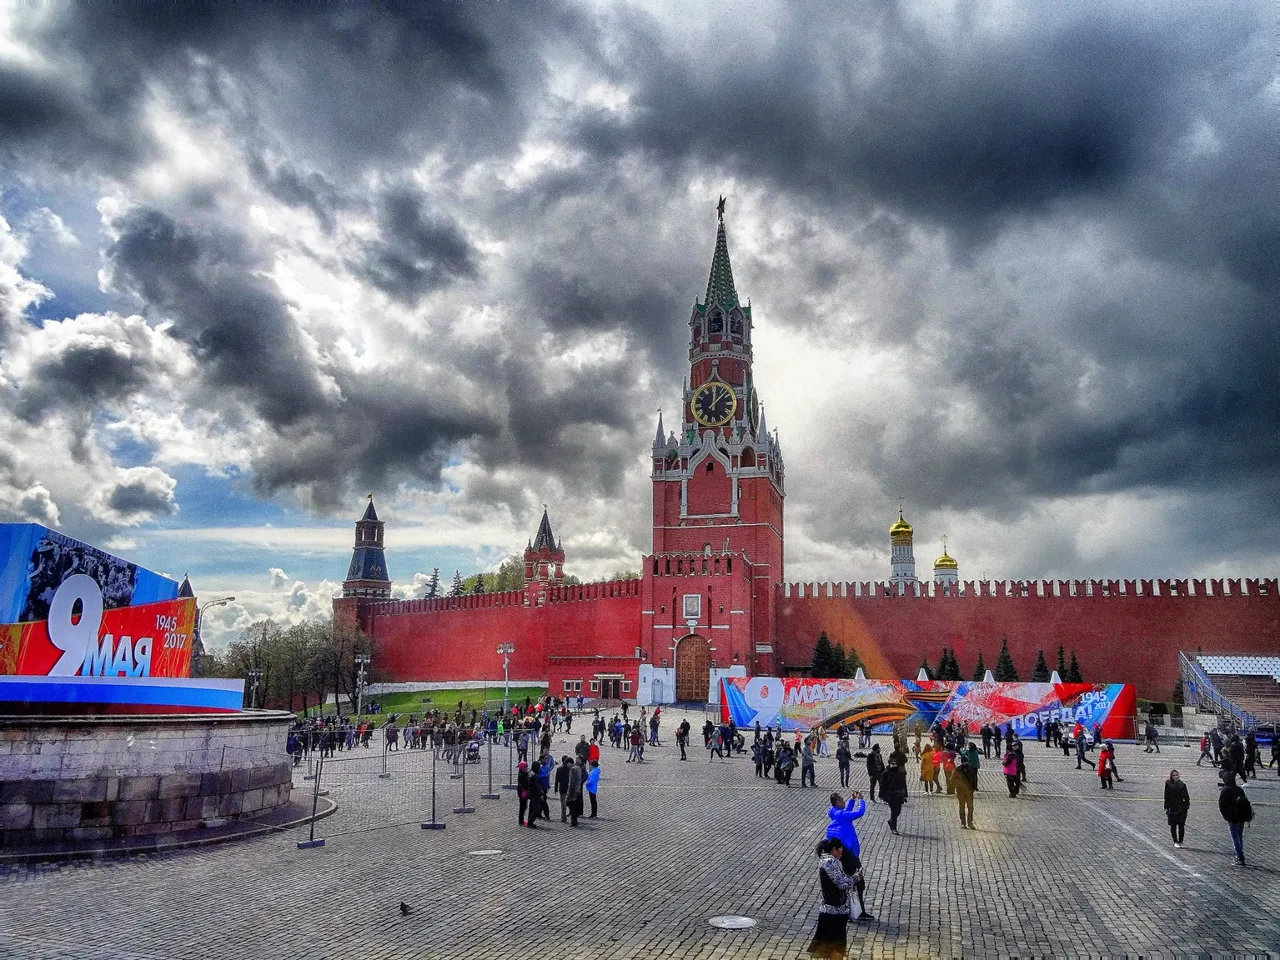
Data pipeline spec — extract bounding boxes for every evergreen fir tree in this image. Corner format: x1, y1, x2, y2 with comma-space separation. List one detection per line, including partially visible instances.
943, 648, 962, 681
918, 656, 935, 681
972, 651, 987, 682
842, 644, 864, 678
1056, 645, 1067, 676
471, 576, 485, 594
449, 570, 466, 597
831, 644, 848, 679
1067, 651, 1082, 683
424, 568, 441, 599
994, 636, 1019, 682
1030, 649, 1050, 682
811, 632, 836, 677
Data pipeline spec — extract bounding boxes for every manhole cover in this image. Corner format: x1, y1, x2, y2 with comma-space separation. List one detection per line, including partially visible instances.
709, 916, 757, 930
468, 849, 503, 856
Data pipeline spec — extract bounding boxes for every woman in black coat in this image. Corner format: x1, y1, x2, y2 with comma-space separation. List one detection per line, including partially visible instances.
879, 757, 908, 835
1164, 769, 1190, 847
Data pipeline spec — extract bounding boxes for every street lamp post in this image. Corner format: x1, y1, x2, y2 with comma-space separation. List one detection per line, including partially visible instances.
247, 668, 263, 709
355, 653, 372, 718
497, 643, 515, 713
194, 596, 235, 676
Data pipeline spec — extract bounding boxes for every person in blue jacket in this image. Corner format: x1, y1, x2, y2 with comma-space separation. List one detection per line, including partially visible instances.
585, 760, 601, 818
824, 791, 874, 922
537, 753, 554, 821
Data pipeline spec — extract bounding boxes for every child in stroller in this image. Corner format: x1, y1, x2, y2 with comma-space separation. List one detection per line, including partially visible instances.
465, 738, 482, 763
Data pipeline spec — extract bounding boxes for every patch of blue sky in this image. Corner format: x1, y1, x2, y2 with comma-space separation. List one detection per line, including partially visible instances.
2, 184, 114, 325
152, 465, 321, 530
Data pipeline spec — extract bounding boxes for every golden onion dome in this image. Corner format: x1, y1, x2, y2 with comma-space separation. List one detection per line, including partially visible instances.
934, 548, 958, 570
889, 509, 913, 539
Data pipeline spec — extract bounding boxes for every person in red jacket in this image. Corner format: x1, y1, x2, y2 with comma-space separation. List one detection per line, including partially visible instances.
1098, 743, 1115, 789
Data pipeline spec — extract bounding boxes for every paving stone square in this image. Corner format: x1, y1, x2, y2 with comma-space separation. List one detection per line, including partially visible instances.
2, 709, 1277, 959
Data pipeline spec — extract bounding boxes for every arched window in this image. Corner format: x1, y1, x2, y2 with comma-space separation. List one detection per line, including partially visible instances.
709, 311, 724, 334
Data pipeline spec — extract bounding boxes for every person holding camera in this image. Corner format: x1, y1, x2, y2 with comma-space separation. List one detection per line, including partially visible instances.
823, 791, 874, 922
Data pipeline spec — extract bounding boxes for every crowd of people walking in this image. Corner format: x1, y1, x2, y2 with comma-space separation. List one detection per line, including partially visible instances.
292, 690, 1264, 959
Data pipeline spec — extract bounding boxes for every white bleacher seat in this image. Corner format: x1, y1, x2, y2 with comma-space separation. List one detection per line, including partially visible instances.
1196, 655, 1280, 684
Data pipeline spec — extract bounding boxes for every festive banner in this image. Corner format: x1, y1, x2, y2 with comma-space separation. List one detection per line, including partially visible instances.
0, 524, 193, 680
0, 524, 179, 624
720, 677, 1137, 740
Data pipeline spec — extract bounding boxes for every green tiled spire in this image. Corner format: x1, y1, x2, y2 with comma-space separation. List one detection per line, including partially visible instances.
703, 198, 738, 309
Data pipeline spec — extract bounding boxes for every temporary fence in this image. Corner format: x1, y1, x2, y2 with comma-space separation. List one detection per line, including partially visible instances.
292, 733, 511, 849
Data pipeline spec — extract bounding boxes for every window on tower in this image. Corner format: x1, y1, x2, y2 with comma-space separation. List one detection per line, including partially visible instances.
730, 318, 742, 337
709, 311, 723, 334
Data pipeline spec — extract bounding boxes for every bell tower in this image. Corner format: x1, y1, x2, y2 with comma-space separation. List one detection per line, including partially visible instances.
342, 495, 391, 600
647, 199, 785, 679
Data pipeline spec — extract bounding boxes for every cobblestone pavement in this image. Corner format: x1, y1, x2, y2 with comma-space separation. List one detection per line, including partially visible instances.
2, 709, 1278, 959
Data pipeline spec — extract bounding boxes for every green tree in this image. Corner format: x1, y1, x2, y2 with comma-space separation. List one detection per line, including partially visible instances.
423, 568, 441, 599
831, 643, 848, 678
223, 619, 281, 708
1030, 649, 1050, 683
608, 570, 642, 581
1067, 651, 1082, 683
840, 643, 864, 678
449, 570, 466, 597
471, 576, 486, 594
938, 647, 962, 681
972, 651, 988, 682
811, 632, 837, 677
1056, 645, 1068, 677
994, 636, 1019, 682
274, 622, 316, 713
490, 555, 525, 592
1172, 677, 1185, 710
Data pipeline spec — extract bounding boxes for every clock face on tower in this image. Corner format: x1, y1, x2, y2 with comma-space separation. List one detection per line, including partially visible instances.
691, 380, 737, 427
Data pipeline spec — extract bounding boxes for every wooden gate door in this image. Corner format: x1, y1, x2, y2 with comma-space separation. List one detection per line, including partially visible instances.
675, 635, 711, 702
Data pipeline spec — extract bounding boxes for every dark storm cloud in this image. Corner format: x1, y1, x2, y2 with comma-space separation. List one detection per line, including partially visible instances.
105, 208, 329, 428
355, 186, 478, 303
15, 339, 157, 422
5, 2, 551, 180
249, 378, 501, 509
245, 154, 345, 231
0, 58, 149, 176
106, 477, 177, 522
4, 0, 1275, 573
579, 4, 1272, 259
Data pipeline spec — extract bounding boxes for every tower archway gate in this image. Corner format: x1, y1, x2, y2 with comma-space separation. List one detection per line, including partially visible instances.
675, 634, 711, 703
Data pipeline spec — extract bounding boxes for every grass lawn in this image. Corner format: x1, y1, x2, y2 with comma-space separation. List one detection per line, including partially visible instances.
298, 685, 546, 720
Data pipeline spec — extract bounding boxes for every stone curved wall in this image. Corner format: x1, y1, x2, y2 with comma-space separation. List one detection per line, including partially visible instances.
0, 711, 294, 848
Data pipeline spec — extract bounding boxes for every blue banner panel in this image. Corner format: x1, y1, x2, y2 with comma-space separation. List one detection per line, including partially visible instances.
0, 524, 179, 625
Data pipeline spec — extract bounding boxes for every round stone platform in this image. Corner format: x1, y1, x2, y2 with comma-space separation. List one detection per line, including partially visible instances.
0, 711, 295, 849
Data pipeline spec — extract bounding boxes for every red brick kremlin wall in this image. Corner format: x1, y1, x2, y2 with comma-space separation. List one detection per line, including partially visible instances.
353, 582, 644, 690
775, 579, 1280, 701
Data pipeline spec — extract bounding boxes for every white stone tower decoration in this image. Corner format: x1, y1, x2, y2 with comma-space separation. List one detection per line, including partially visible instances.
933, 536, 959, 587
889, 504, 916, 587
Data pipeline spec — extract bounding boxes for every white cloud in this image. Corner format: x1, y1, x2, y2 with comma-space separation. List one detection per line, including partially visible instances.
22, 206, 80, 247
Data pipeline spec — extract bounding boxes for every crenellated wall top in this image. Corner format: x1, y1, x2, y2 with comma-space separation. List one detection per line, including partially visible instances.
779, 578, 1277, 600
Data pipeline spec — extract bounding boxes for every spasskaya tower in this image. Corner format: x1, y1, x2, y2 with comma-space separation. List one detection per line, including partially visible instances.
645, 199, 784, 693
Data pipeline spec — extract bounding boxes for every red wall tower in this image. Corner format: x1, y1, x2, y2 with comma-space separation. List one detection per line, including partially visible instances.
645, 201, 785, 696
